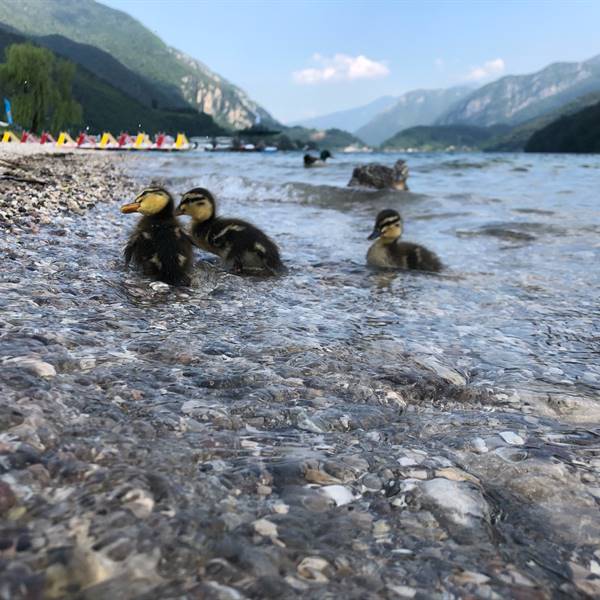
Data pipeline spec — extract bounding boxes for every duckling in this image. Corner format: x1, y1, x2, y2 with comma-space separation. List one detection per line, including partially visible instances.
367, 209, 442, 272
121, 186, 193, 285
304, 149, 332, 168
176, 187, 285, 276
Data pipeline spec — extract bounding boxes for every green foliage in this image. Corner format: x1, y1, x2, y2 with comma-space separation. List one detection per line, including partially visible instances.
524, 99, 600, 153
0, 42, 81, 132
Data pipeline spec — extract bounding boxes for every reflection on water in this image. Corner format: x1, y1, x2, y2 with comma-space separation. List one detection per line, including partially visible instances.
1, 151, 599, 597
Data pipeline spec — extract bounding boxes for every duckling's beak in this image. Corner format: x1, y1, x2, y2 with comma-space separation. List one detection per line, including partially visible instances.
174, 205, 184, 216
121, 201, 141, 214
368, 228, 381, 240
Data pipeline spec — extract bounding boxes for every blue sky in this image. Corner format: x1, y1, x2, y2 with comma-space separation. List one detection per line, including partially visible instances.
103, 0, 600, 123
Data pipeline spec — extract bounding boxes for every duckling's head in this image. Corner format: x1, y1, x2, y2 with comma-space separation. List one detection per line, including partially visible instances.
320, 150, 332, 161
121, 187, 174, 217
176, 187, 216, 222
368, 209, 403, 241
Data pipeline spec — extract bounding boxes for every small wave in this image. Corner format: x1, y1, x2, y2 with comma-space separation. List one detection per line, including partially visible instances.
455, 221, 565, 242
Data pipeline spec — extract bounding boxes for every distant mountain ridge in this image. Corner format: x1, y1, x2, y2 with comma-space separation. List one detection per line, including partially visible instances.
356, 87, 473, 146
291, 96, 396, 132
380, 124, 510, 151
437, 55, 600, 127
0, 0, 279, 129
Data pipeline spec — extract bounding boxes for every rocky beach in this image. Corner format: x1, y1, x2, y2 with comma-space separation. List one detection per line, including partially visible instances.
0, 148, 599, 599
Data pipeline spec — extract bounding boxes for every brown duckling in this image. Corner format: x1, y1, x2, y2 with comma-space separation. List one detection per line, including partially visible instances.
304, 149, 332, 168
367, 209, 442, 272
176, 187, 285, 276
121, 186, 193, 285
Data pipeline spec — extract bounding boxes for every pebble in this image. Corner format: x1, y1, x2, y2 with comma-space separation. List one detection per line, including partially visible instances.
0, 481, 17, 514
420, 478, 490, 527
297, 557, 330, 582
499, 431, 525, 445
253, 518, 278, 538
4, 357, 56, 378
319, 484, 355, 506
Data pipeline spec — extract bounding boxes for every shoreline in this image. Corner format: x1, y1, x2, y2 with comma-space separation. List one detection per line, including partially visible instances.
0, 146, 139, 233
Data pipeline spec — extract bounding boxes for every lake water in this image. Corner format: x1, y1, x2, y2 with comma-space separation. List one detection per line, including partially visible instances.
2, 150, 599, 597
146, 150, 600, 411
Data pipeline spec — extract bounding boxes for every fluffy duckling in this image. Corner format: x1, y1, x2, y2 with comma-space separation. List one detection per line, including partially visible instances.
176, 187, 284, 276
121, 186, 193, 285
304, 149, 332, 168
367, 209, 442, 272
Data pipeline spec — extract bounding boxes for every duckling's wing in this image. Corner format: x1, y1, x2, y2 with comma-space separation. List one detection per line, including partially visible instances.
181, 228, 203, 250
124, 234, 139, 267
394, 241, 442, 272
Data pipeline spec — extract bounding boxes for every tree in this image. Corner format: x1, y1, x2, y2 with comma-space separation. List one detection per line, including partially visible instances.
0, 43, 82, 133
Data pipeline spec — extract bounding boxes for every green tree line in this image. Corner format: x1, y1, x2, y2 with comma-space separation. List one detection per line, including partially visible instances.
0, 42, 82, 133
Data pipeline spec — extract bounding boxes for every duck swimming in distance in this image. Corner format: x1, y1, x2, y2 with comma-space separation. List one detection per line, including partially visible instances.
121, 186, 193, 285
304, 150, 332, 168
176, 187, 285, 276
367, 209, 442, 272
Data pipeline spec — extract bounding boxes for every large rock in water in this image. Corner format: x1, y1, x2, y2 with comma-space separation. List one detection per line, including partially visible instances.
348, 159, 409, 191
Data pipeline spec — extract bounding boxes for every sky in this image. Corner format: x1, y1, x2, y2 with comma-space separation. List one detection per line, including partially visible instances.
102, 0, 600, 123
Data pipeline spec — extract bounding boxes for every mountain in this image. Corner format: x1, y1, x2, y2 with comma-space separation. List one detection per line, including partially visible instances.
437, 55, 600, 127
36, 34, 182, 111
355, 87, 472, 146
278, 127, 367, 151
0, 25, 224, 136
381, 124, 509, 151
291, 96, 397, 132
483, 91, 600, 151
524, 99, 600, 153
0, 0, 278, 129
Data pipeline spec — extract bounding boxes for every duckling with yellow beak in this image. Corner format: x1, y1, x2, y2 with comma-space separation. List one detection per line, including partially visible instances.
176, 187, 285, 276
367, 209, 442, 272
121, 186, 193, 285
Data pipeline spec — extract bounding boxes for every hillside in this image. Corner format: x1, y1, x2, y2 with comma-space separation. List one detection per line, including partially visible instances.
356, 87, 472, 146
524, 99, 600, 153
483, 91, 600, 151
381, 125, 508, 151
291, 96, 397, 132
37, 34, 183, 110
0, 0, 278, 129
278, 127, 367, 151
437, 55, 600, 127
0, 27, 224, 136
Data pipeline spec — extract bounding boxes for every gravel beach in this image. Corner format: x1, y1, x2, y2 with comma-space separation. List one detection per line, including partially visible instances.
0, 146, 136, 232
1, 148, 599, 599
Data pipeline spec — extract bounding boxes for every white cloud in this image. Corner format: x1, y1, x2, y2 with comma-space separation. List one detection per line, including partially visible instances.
293, 53, 390, 84
465, 58, 505, 81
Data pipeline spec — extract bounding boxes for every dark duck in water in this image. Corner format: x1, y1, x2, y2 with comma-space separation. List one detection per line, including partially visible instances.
303, 149, 332, 167
367, 209, 442, 272
176, 187, 285, 276
121, 186, 193, 285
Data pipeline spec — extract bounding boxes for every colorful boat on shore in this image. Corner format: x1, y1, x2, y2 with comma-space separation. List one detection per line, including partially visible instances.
0, 130, 193, 151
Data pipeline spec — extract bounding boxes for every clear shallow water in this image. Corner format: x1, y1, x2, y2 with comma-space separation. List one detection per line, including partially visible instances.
1, 151, 600, 598
143, 150, 600, 410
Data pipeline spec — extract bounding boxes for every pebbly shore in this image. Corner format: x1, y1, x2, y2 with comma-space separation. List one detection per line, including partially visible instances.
0, 148, 599, 599
0, 146, 137, 233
